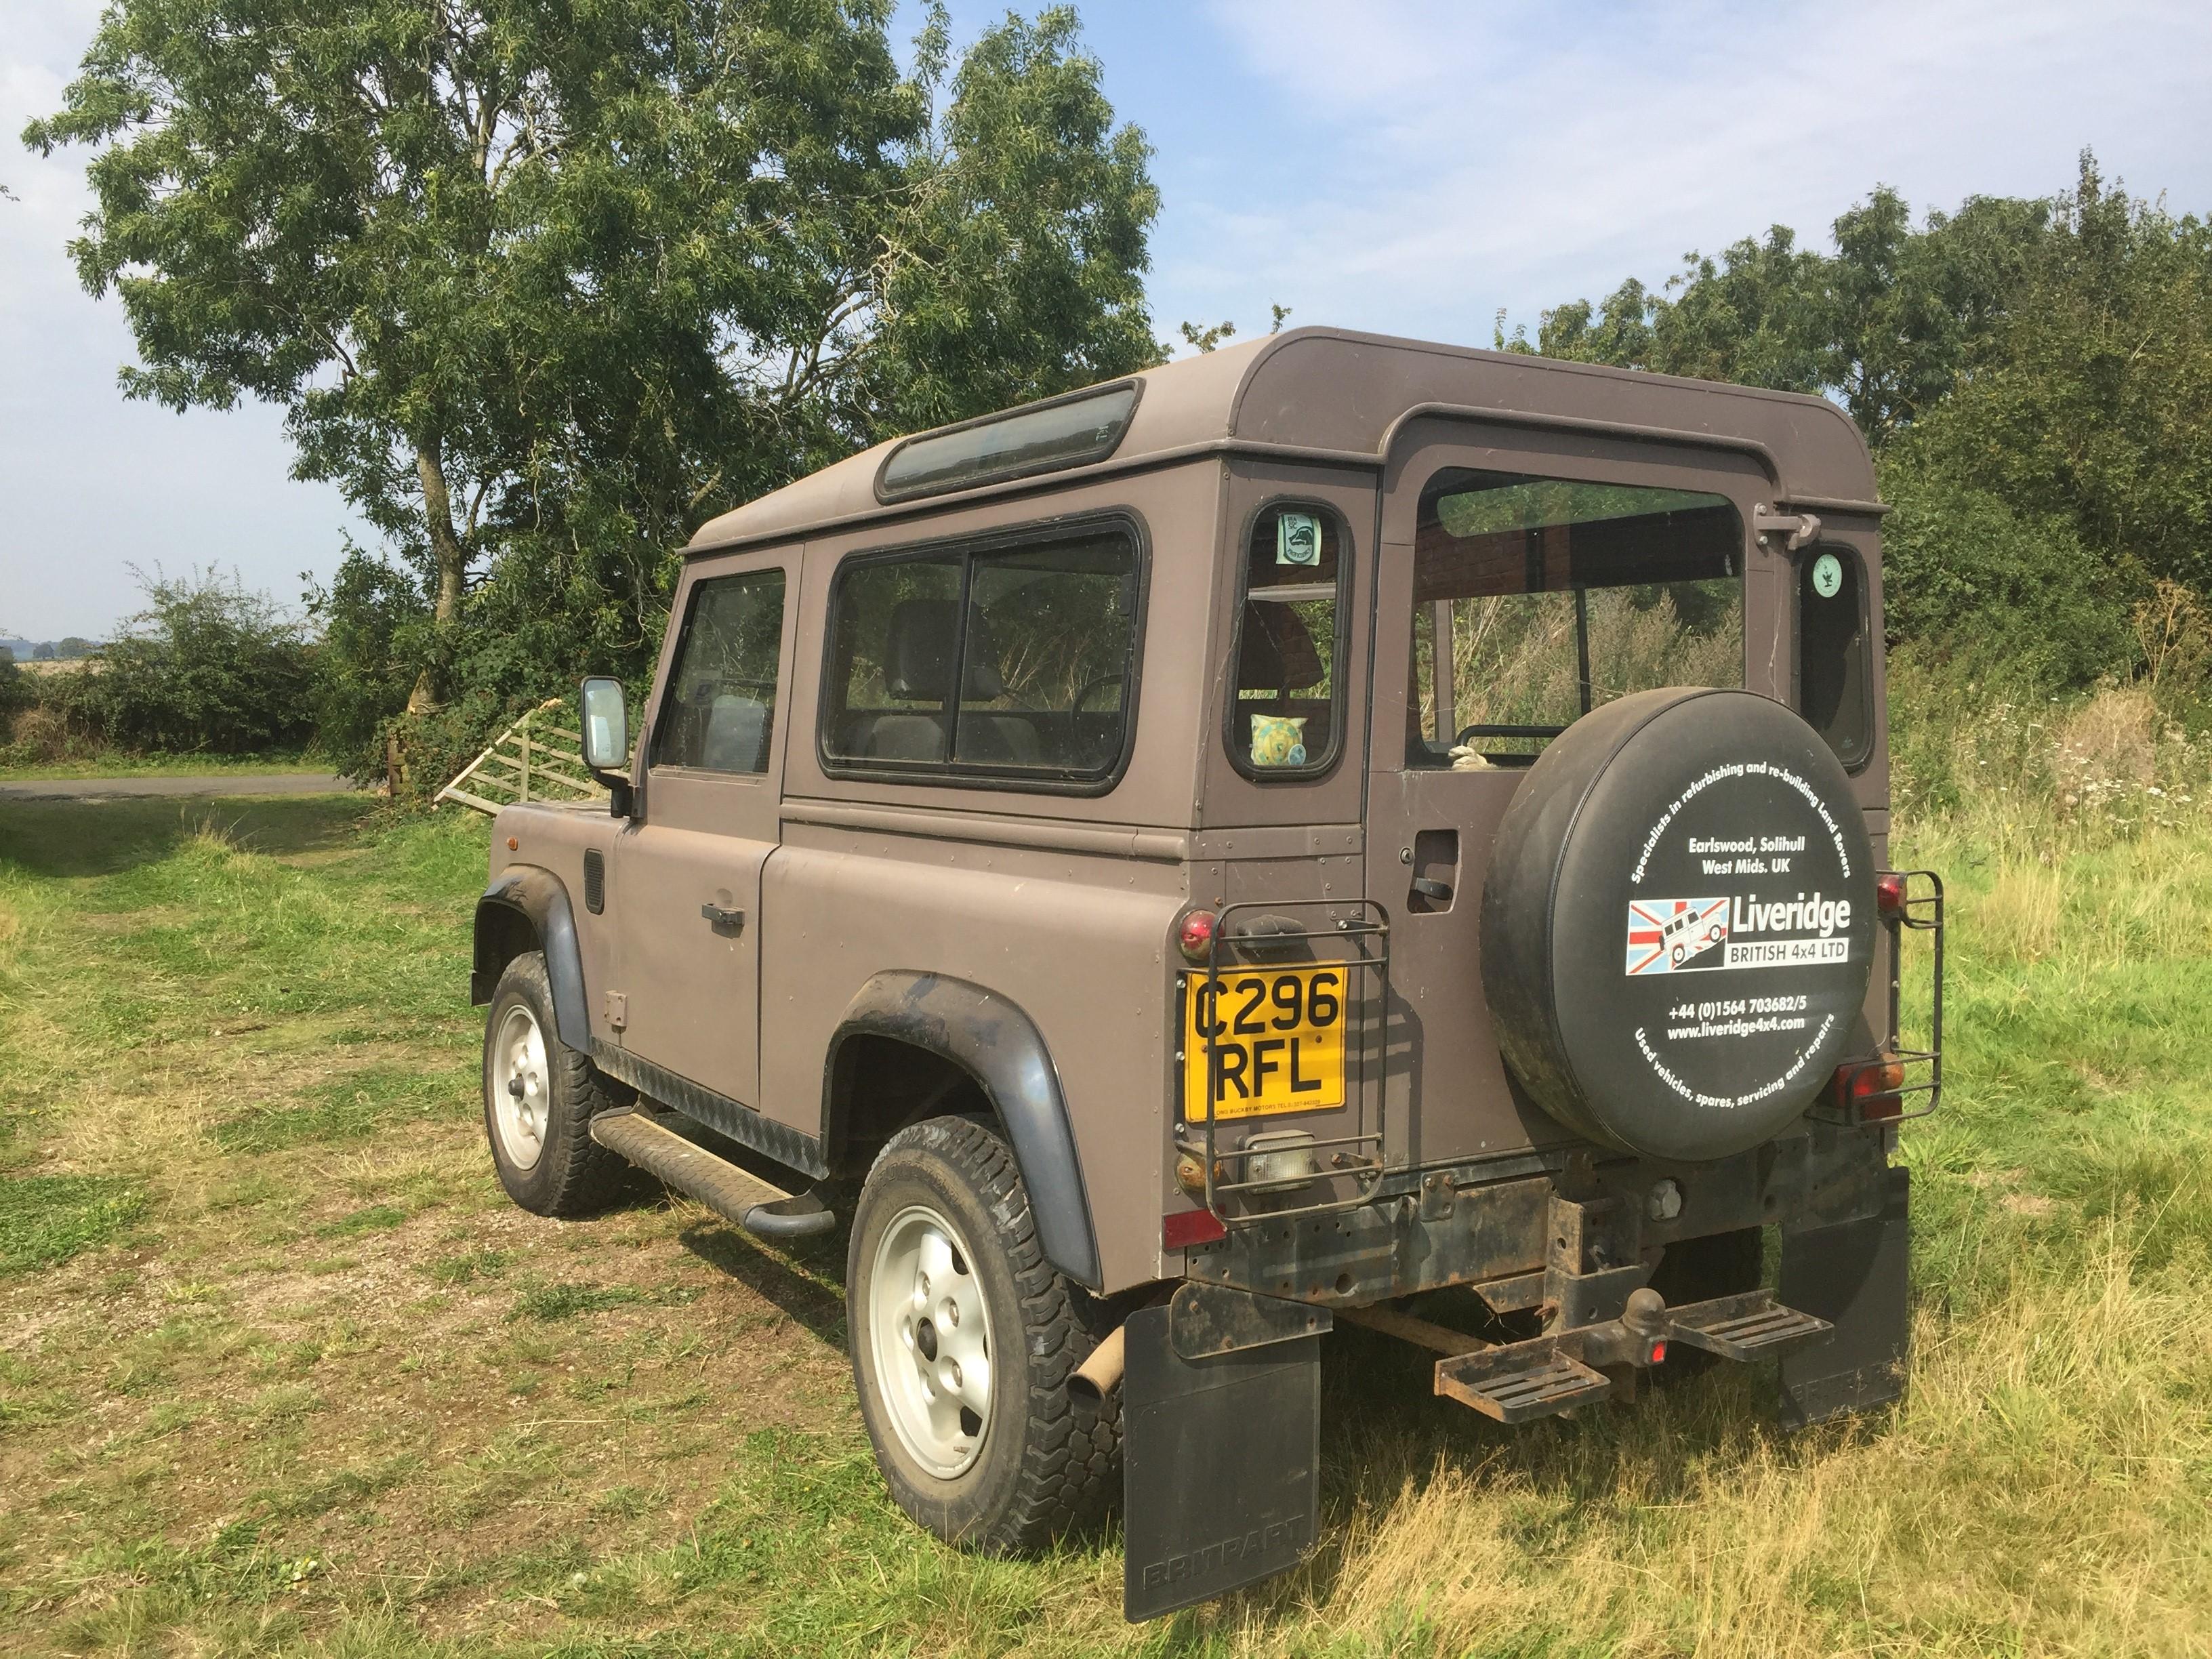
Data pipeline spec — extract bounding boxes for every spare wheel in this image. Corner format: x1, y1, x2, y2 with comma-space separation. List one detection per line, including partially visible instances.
1480, 687, 1877, 1163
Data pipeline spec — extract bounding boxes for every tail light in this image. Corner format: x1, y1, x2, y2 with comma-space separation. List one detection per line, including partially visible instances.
1176, 907, 1217, 965
1876, 872, 1908, 920
1831, 1054, 1907, 1121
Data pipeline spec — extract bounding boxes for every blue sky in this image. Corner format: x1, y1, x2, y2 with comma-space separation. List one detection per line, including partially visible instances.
5, 0, 2210, 640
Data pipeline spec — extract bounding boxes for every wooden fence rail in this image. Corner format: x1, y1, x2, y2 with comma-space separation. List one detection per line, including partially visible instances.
436, 699, 609, 815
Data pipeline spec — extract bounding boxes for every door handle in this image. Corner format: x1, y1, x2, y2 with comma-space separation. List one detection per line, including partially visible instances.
701, 902, 745, 932
1409, 876, 1453, 903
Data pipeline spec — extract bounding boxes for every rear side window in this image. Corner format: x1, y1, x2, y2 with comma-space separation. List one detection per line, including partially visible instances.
1226, 503, 1349, 778
651, 569, 787, 773
1408, 470, 1742, 767
1799, 546, 1872, 769
821, 521, 1143, 787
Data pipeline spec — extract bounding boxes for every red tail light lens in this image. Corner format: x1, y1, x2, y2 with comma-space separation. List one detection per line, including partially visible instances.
1176, 908, 1218, 965
1832, 1055, 1908, 1120
1876, 872, 1908, 920
1649, 1340, 1668, 1365
1162, 1208, 1227, 1249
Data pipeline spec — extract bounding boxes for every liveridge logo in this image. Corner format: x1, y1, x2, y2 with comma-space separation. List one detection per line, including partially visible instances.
1626, 897, 1729, 975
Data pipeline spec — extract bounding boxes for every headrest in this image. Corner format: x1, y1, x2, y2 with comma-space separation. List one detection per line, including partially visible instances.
884, 598, 1004, 701
1237, 600, 1323, 693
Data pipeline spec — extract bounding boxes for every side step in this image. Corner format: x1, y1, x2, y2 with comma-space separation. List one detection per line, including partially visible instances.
1435, 1343, 1612, 1423
590, 1109, 836, 1240
1668, 1289, 1832, 1361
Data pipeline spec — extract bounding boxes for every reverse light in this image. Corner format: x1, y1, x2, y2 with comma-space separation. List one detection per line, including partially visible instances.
1176, 907, 1218, 965
1876, 871, 1908, 920
1831, 1054, 1908, 1121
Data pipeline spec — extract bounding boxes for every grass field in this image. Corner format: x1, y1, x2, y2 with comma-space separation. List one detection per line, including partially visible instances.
0, 754, 331, 782
1, 739, 2209, 1655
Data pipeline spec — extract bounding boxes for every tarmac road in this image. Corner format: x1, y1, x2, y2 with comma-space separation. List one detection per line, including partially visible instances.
0, 773, 354, 801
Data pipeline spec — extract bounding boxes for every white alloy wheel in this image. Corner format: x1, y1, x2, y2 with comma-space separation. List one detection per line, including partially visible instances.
490, 1002, 550, 1172
869, 1203, 995, 1479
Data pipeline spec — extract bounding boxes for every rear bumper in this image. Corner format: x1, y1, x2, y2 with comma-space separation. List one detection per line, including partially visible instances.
1181, 1118, 1895, 1315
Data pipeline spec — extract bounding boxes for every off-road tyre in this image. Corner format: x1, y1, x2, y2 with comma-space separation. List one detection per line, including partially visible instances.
847, 1116, 1120, 1553
482, 951, 628, 1217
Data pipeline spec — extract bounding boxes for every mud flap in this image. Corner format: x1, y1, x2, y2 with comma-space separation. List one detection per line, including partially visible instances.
1778, 1165, 1910, 1428
1120, 1304, 1320, 1622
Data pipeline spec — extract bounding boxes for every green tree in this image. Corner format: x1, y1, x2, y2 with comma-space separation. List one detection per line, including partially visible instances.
26, 0, 1158, 738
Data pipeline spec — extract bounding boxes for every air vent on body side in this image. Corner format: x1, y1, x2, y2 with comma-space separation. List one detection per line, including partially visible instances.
583, 848, 606, 914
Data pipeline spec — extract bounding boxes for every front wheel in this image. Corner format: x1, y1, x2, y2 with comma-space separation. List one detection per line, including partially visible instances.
482, 951, 627, 1216
847, 1117, 1118, 1553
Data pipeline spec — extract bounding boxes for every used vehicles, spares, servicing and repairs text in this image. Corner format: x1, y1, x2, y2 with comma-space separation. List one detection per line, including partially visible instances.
468, 328, 1943, 1620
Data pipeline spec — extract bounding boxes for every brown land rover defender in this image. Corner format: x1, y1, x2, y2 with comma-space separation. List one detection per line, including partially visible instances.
470, 329, 1942, 1620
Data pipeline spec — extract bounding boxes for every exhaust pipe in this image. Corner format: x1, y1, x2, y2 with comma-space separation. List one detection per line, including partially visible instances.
1068, 1323, 1126, 1401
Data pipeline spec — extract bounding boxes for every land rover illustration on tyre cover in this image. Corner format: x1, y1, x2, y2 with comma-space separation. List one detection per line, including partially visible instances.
469, 329, 1944, 1620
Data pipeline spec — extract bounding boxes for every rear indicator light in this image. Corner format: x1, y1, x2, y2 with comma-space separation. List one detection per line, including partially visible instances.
1876, 872, 1908, 919
1831, 1055, 1907, 1120
1162, 1208, 1227, 1250
1176, 908, 1218, 965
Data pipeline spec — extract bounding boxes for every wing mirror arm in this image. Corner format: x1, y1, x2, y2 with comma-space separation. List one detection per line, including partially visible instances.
578, 676, 637, 818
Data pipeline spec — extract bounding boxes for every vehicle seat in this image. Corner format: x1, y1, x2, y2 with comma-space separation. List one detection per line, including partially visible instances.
701, 694, 769, 772
855, 598, 1040, 766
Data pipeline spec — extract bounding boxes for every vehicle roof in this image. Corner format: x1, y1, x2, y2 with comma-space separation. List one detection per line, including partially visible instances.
686, 327, 1881, 556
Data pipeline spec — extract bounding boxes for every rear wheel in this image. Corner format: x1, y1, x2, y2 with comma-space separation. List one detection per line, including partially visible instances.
848, 1117, 1118, 1552
482, 951, 626, 1216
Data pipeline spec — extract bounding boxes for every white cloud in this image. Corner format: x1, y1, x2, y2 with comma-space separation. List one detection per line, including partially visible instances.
1168, 0, 2212, 343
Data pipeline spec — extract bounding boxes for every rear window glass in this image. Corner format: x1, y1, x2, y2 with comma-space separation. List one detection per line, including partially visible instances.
822, 524, 1141, 786
1799, 546, 1872, 768
877, 384, 1139, 502
1226, 504, 1349, 778
1409, 470, 1742, 767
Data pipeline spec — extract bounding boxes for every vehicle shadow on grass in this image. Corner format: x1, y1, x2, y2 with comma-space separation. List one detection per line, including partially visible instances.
676, 1217, 851, 1349
0, 795, 373, 878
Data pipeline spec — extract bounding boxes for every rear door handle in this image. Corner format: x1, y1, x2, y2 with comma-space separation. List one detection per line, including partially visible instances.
701, 902, 745, 931
1410, 877, 1453, 903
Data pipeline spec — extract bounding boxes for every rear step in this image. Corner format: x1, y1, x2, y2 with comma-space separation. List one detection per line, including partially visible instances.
590, 1109, 836, 1240
1424, 1286, 1830, 1426
1667, 1288, 1832, 1361
1435, 1344, 1612, 1422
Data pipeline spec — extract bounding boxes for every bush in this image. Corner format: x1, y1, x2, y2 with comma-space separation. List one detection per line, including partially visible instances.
59, 570, 316, 756
1878, 457, 2140, 690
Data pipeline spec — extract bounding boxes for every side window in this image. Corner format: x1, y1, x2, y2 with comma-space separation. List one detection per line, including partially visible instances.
821, 522, 1142, 786
650, 569, 787, 774
1799, 546, 1872, 769
1227, 503, 1348, 777
1408, 470, 1742, 767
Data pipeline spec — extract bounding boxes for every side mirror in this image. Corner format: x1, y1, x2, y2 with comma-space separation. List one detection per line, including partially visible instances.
579, 677, 635, 817
580, 676, 628, 771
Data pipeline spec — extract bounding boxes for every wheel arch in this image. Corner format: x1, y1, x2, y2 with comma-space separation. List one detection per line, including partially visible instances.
472, 865, 592, 1050
825, 971, 1101, 1290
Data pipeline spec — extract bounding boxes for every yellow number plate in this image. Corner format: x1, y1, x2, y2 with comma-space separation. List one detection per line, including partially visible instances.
1181, 963, 1349, 1120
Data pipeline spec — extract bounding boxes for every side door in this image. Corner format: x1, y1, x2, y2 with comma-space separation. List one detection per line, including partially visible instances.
611, 557, 794, 1107
1365, 421, 1777, 1166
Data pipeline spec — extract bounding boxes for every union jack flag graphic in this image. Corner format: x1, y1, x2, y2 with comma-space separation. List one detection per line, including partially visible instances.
1624, 897, 1731, 975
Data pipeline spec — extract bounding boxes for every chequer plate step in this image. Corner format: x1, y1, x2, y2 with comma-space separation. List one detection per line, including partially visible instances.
1434, 1343, 1612, 1424
1667, 1289, 1832, 1361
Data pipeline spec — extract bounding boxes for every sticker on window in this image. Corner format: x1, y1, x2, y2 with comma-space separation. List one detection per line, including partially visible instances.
1276, 512, 1321, 566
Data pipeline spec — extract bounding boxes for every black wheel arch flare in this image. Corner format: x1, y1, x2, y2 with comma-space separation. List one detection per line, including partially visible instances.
825, 970, 1102, 1290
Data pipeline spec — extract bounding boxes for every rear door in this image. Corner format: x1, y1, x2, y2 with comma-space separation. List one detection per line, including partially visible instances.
1366, 421, 1778, 1166
611, 556, 795, 1106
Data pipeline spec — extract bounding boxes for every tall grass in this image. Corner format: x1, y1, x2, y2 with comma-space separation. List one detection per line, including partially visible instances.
1, 665, 2211, 1656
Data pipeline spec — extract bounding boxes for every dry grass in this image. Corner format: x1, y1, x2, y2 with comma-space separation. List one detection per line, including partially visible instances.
1, 690, 2209, 1656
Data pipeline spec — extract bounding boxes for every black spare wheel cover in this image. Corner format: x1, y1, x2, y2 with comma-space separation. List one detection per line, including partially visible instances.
1481, 687, 1876, 1163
